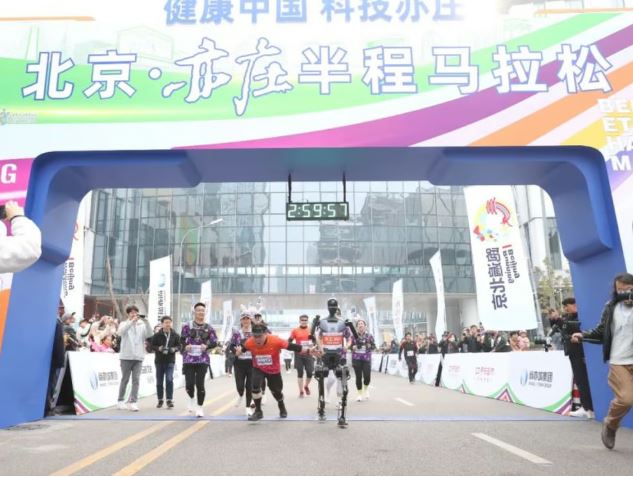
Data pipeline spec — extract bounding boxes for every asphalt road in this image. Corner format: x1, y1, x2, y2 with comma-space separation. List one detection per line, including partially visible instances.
1, 371, 632, 475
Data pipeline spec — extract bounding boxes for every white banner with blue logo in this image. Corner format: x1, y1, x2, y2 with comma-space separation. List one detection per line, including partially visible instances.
148, 255, 172, 324
67, 351, 227, 414
440, 351, 572, 414
464, 186, 538, 331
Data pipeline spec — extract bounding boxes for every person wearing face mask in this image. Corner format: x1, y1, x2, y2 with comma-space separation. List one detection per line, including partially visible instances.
288, 314, 315, 398
571, 272, 633, 450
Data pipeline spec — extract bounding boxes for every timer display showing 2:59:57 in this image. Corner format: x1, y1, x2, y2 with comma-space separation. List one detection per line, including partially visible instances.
286, 202, 349, 220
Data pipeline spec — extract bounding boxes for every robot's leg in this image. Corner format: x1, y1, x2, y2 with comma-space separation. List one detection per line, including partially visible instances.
337, 365, 349, 428
315, 363, 327, 421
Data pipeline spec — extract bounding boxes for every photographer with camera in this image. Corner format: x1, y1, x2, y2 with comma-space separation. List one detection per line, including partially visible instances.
546, 308, 565, 351
571, 273, 633, 449
350, 318, 376, 401
116, 305, 152, 412
151, 316, 180, 409
560, 297, 595, 420
0, 200, 41, 273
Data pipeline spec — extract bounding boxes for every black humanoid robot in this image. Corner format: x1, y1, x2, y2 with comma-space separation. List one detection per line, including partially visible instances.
311, 298, 358, 427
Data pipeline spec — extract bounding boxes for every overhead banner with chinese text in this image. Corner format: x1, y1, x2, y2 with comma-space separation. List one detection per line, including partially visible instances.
148, 255, 172, 324
464, 186, 538, 331
3, 2, 633, 348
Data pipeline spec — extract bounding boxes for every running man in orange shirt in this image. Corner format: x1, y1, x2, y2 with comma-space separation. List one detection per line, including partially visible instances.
237, 324, 313, 421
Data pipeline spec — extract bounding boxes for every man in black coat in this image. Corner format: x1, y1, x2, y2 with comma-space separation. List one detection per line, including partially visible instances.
151, 316, 180, 409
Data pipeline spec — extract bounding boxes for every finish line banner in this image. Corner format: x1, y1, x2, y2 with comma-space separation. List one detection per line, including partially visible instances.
440, 351, 573, 415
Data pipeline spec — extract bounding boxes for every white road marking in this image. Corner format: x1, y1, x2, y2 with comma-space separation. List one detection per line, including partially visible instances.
395, 398, 414, 407
472, 433, 552, 465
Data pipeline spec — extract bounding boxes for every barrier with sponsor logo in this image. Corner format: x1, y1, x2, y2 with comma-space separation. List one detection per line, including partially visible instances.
440, 351, 573, 414
67, 352, 225, 414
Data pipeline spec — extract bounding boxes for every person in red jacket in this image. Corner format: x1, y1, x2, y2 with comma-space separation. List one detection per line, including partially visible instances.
237, 324, 312, 421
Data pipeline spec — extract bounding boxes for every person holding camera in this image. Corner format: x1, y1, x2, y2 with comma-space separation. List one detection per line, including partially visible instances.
560, 297, 595, 419
350, 318, 376, 401
571, 273, 633, 449
151, 316, 180, 409
0, 200, 41, 273
116, 305, 152, 412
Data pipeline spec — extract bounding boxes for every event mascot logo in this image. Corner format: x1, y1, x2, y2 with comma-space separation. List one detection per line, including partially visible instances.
471, 197, 514, 242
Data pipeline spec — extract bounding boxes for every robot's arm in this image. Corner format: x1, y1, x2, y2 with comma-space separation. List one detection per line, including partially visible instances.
287, 342, 303, 353
345, 319, 359, 340
309, 315, 321, 344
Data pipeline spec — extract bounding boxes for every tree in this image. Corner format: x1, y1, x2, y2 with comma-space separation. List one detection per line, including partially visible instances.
533, 258, 574, 314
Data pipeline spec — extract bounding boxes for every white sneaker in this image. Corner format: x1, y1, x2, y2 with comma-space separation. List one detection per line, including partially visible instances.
356, 393, 363, 402
187, 397, 196, 414
195, 405, 204, 418
117, 401, 126, 410
569, 407, 593, 418
234, 394, 244, 408
128, 402, 139, 412
246, 406, 253, 417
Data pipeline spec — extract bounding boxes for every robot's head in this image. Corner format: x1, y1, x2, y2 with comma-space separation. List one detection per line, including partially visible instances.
327, 298, 338, 316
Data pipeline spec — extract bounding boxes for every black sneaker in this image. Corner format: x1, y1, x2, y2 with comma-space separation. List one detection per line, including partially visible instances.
248, 409, 264, 421
166, 400, 174, 408
156, 400, 164, 409
278, 401, 288, 418
602, 422, 616, 450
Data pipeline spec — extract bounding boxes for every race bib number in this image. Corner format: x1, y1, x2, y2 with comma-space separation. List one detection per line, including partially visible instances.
322, 333, 343, 349
239, 351, 252, 360
255, 355, 273, 366
300, 340, 312, 346
356, 347, 366, 353
406, 350, 414, 357
189, 345, 202, 357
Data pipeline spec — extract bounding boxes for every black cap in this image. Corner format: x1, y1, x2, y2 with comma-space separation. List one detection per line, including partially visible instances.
327, 298, 338, 306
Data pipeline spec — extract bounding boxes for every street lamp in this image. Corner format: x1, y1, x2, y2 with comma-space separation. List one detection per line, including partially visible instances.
176, 218, 223, 324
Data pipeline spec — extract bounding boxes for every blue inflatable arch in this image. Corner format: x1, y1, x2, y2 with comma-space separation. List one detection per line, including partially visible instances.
0, 146, 626, 428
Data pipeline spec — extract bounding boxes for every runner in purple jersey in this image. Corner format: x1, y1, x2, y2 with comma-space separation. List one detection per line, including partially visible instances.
350, 319, 376, 401
180, 302, 218, 417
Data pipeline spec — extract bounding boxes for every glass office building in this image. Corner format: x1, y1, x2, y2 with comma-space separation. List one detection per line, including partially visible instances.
86, 181, 476, 332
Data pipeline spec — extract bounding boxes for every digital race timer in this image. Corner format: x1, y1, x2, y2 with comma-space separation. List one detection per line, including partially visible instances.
286, 201, 349, 221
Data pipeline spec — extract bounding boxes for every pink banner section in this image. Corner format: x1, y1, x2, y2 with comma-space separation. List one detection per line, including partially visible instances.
0, 158, 33, 207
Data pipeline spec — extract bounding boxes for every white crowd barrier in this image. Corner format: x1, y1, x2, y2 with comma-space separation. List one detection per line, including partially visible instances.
440, 350, 573, 414
67, 352, 226, 414
372, 351, 572, 414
